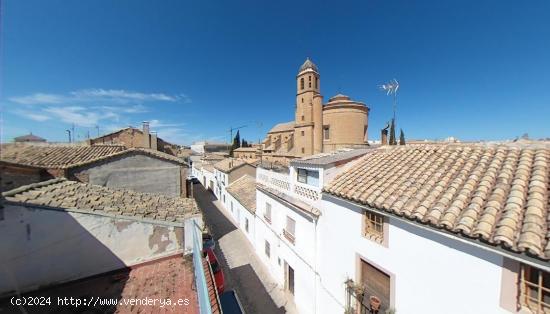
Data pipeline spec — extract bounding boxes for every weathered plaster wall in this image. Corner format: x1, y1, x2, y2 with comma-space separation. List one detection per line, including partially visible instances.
71, 154, 182, 197
0, 204, 185, 296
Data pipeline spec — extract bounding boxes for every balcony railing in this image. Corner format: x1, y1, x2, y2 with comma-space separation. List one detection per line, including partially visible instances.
257, 168, 321, 203
283, 229, 295, 244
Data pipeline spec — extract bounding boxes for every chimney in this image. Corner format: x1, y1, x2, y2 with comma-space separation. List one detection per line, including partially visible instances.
381, 128, 388, 146
142, 121, 150, 148
150, 131, 158, 150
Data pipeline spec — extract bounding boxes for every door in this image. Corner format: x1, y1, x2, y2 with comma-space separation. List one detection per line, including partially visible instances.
285, 262, 295, 295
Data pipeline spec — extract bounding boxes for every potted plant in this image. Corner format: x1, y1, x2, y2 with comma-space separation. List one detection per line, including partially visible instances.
369, 296, 381, 312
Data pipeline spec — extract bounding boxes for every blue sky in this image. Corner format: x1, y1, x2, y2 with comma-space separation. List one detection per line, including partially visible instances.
2, 0, 549, 145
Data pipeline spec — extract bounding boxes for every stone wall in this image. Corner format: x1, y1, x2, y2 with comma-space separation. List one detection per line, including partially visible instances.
70, 153, 185, 197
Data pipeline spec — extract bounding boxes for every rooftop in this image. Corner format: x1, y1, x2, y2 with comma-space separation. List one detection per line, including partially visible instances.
3, 178, 199, 223
268, 121, 295, 134
14, 133, 47, 142
298, 57, 318, 73
234, 146, 258, 152
291, 148, 373, 168
324, 144, 550, 261
1, 143, 126, 168
0, 254, 199, 313
226, 175, 257, 213
214, 158, 252, 173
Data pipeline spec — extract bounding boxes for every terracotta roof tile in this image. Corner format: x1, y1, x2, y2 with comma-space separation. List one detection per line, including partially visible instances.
0, 144, 184, 169
214, 158, 252, 173
324, 145, 550, 260
3, 178, 199, 222
226, 175, 256, 213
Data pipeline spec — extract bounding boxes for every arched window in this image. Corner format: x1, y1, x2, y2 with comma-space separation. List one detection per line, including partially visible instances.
300, 78, 304, 90
308, 76, 312, 88
315, 77, 318, 89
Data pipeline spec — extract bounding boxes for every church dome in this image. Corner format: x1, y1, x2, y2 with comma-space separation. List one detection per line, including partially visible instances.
299, 58, 318, 73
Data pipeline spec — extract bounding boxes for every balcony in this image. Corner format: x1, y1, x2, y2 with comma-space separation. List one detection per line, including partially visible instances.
283, 229, 295, 244
257, 168, 321, 203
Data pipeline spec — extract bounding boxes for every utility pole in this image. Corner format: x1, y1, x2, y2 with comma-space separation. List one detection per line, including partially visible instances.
95, 125, 100, 137
66, 130, 71, 143
71, 123, 75, 143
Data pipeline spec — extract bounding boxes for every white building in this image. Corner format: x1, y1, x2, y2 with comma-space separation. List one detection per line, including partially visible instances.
225, 175, 257, 244
319, 144, 550, 314
213, 158, 256, 206
255, 149, 371, 314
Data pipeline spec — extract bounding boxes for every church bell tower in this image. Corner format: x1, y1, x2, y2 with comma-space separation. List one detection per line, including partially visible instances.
294, 58, 323, 156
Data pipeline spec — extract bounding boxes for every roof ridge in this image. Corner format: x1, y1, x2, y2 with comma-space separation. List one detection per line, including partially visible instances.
2, 178, 66, 197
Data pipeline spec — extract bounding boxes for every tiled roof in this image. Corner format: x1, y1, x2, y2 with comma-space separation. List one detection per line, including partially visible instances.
3, 178, 199, 222
234, 147, 258, 152
214, 158, 251, 173
291, 148, 372, 167
268, 121, 295, 133
0, 144, 184, 169
14, 133, 46, 142
202, 164, 215, 173
324, 144, 550, 260
202, 154, 226, 161
226, 175, 257, 213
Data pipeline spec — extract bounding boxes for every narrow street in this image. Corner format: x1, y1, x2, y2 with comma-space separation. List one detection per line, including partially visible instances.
193, 184, 295, 314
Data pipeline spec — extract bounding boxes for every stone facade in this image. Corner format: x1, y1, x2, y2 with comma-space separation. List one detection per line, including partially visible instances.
261, 58, 370, 165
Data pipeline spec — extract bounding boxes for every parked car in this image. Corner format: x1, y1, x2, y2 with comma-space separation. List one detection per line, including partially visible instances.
219, 290, 246, 314
187, 175, 200, 184
203, 248, 224, 294
202, 233, 215, 250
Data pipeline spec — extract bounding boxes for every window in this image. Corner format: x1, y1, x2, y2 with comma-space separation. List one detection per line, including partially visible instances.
223, 194, 226, 203
323, 125, 330, 140
284, 216, 296, 244
265, 240, 271, 258
520, 264, 550, 312
245, 218, 249, 233
301, 148, 305, 153
296, 168, 319, 186
308, 76, 312, 88
264, 202, 272, 223
315, 77, 318, 89
360, 259, 391, 312
364, 210, 384, 243
301, 131, 305, 136
301, 115, 305, 121
301, 97, 304, 103
231, 201, 233, 212
300, 78, 304, 90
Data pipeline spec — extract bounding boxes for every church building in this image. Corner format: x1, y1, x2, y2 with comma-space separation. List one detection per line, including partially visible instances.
261, 58, 370, 165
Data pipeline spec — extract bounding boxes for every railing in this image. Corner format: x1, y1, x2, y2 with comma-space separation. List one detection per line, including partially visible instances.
283, 229, 295, 244
257, 167, 321, 204
192, 221, 213, 314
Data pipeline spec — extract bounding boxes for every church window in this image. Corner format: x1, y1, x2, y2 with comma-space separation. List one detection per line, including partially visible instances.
300, 78, 304, 90
301, 148, 305, 153
301, 131, 304, 136
301, 98, 304, 103
315, 77, 318, 89
301, 115, 305, 121
323, 125, 330, 140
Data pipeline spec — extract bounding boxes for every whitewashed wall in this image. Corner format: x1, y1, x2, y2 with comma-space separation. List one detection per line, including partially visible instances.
0, 204, 192, 296
255, 190, 319, 314
225, 192, 256, 245
317, 197, 512, 314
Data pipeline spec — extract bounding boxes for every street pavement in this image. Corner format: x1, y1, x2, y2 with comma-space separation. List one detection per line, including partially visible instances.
193, 184, 298, 314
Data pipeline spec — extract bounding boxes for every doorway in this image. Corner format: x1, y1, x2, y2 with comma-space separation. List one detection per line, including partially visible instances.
285, 261, 295, 296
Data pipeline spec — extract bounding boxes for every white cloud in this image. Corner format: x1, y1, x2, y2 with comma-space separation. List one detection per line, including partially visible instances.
13, 110, 52, 122
149, 119, 185, 128
8, 89, 189, 105
44, 106, 102, 127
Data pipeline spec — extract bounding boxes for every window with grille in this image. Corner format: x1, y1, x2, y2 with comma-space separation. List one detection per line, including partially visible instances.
284, 216, 296, 244
520, 264, 550, 312
364, 210, 384, 243
264, 202, 272, 223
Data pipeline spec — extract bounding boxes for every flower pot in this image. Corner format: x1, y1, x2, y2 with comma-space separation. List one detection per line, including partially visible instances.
369, 296, 381, 312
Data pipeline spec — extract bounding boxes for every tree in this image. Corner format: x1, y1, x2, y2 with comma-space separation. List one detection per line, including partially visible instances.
389, 118, 397, 145
242, 139, 248, 147
399, 129, 406, 145
229, 130, 241, 156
